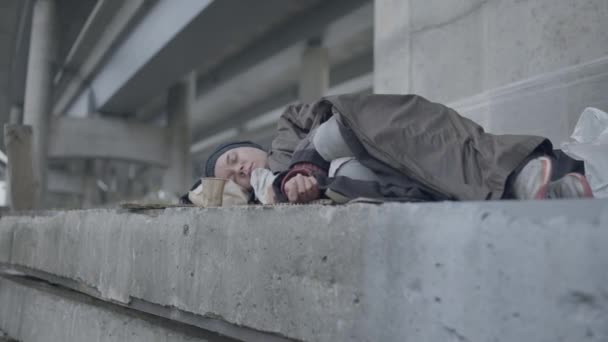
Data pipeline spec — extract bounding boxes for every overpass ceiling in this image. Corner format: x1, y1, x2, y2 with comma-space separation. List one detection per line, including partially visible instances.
190, 1, 374, 137
56, 0, 98, 63
97, 0, 327, 114
58, 0, 371, 136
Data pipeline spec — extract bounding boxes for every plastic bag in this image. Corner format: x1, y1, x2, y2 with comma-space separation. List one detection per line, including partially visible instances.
561, 107, 608, 198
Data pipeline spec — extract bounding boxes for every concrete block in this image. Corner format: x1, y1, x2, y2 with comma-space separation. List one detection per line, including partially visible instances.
410, 5, 484, 102
484, 0, 608, 90
0, 276, 210, 342
449, 56, 608, 143
48, 117, 169, 167
1, 201, 608, 341
375, 0, 608, 143
373, 0, 410, 94
375, 0, 608, 101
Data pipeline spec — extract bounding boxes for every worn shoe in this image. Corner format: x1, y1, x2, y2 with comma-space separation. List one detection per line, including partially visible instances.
548, 173, 594, 199
513, 156, 553, 200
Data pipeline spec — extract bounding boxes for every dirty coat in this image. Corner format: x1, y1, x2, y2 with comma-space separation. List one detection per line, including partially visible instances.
268, 93, 550, 201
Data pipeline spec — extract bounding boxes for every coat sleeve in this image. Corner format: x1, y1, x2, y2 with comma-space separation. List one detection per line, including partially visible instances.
271, 120, 430, 203
267, 104, 312, 172
267, 101, 333, 172
277, 115, 356, 182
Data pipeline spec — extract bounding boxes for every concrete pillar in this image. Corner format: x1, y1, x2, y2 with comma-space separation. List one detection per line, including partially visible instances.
22, 0, 56, 208
373, 0, 410, 95
82, 160, 99, 208
9, 105, 23, 124
299, 43, 329, 104
162, 81, 193, 196
373, 0, 608, 143
3, 125, 36, 211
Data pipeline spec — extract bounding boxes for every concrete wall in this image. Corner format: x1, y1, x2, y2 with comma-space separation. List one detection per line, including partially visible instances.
374, 0, 608, 143
0, 276, 213, 342
1, 200, 607, 341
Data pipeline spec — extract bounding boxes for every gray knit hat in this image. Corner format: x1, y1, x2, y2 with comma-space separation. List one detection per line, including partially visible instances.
204, 141, 265, 177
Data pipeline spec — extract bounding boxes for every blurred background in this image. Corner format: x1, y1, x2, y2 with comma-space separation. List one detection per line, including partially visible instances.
0, 0, 606, 209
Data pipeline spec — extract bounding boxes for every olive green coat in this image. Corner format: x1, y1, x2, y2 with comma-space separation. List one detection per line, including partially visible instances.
268, 93, 548, 200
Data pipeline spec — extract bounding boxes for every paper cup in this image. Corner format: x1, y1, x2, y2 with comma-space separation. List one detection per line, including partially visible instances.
197, 178, 226, 207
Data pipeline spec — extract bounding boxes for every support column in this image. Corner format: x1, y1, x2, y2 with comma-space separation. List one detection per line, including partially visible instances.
298, 42, 329, 103
22, 0, 56, 208
373, 0, 410, 94
373, 0, 608, 143
162, 80, 193, 196
82, 160, 100, 208
3, 125, 36, 210
9, 105, 23, 124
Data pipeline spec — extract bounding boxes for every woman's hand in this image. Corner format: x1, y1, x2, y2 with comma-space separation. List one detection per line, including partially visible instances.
284, 174, 320, 203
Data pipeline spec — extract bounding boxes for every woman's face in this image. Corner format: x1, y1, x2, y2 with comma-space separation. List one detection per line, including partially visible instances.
214, 147, 269, 190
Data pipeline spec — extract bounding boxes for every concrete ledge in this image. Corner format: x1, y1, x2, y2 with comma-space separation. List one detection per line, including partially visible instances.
0, 276, 214, 342
1, 201, 608, 341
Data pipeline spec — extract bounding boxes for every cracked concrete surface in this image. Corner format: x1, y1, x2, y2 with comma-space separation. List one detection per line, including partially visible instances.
0, 200, 607, 341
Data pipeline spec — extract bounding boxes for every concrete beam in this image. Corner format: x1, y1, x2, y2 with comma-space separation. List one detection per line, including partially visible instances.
1, 200, 607, 341
0, 276, 220, 342
192, 44, 304, 131
53, 0, 150, 116
72, 0, 329, 115
53, 0, 130, 85
48, 116, 169, 166
47, 169, 83, 194
84, 0, 212, 114
195, 0, 368, 96
190, 48, 372, 147
191, 0, 371, 131
192, 85, 298, 143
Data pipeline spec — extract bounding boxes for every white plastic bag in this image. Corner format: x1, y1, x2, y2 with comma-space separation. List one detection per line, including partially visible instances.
561, 107, 608, 198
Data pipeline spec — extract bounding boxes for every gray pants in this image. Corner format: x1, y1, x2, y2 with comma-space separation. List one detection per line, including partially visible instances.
312, 116, 381, 182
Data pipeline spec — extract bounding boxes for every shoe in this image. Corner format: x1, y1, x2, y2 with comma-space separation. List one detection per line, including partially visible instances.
513, 156, 553, 200
548, 173, 594, 199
